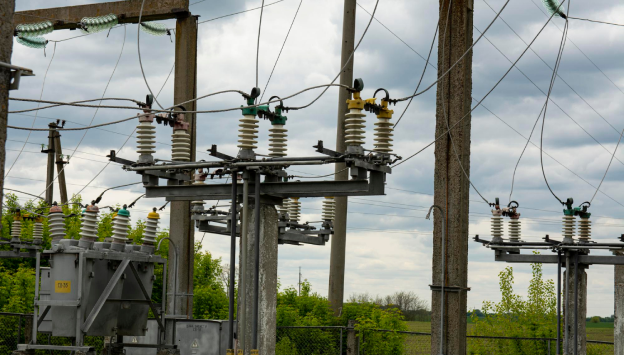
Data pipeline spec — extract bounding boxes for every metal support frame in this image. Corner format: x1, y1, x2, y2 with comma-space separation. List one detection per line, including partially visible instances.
0, 61, 34, 90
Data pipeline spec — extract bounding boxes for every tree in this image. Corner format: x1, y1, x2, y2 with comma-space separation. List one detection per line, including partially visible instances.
469, 261, 557, 354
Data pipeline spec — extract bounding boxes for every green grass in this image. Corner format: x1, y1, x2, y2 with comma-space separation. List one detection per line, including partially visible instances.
405, 321, 614, 342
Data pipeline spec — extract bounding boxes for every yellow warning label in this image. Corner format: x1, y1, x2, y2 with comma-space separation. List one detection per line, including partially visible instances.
54, 280, 71, 293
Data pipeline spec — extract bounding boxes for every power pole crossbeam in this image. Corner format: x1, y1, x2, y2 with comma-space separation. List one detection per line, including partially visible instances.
329, 0, 357, 317
432, 0, 474, 354
13, 0, 190, 30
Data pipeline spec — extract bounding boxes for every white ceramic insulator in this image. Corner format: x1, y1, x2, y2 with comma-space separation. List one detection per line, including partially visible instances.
345, 108, 366, 146
289, 198, 301, 223
191, 178, 205, 206
491, 216, 503, 239
562, 215, 576, 240
137, 121, 156, 156
269, 125, 287, 157
143, 218, 159, 245
172, 129, 191, 162
279, 198, 290, 216
374, 117, 394, 154
578, 217, 591, 241
11, 220, 21, 240
238, 114, 259, 150
33, 222, 43, 242
322, 197, 335, 221
80, 211, 99, 243
508, 219, 521, 242
111, 215, 130, 245
48, 213, 65, 242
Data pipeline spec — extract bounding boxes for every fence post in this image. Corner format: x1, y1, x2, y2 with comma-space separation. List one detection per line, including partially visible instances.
347, 320, 357, 355
340, 327, 343, 355
17, 315, 22, 344
547, 339, 551, 355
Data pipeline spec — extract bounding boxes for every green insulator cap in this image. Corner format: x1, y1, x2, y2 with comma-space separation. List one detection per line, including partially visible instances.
271, 107, 287, 125
241, 97, 259, 116
117, 208, 130, 217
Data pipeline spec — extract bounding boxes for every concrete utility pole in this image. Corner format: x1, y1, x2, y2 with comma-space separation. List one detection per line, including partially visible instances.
52, 128, 68, 205
563, 262, 587, 354
0, 0, 16, 225
616, 254, 624, 353
44, 123, 56, 206
431, 0, 474, 354
329, 0, 357, 316
168, 13, 197, 320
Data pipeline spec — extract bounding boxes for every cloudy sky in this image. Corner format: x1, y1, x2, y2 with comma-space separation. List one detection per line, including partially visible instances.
7, 0, 624, 317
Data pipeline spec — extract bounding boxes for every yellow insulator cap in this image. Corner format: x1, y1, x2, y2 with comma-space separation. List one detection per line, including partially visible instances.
13, 215, 21, 221
148, 208, 160, 220
347, 91, 365, 110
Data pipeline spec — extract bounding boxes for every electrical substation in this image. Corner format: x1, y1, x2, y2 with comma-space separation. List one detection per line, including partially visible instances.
3, 0, 624, 354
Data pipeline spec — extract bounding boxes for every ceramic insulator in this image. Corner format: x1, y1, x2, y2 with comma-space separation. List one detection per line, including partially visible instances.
269, 124, 287, 157
137, 121, 156, 156
562, 215, 576, 240
172, 129, 191, 162
289, 198, 301, 223
508, 219, 521, 242
345, 108, 366, 146
322, 197, 335, 221
578, 217, 591, 242
278, 198, 291, 217
238, 114, 259, 150
48, 213, 65, 242
10, 220, 21, 240
373, 117, 394, 154
111, 214, 130, 246
33, 222, 43, 242
80, 210, 99, 243
191, 174, 206, 206
491, 216, 503, 239
143, 218, 159, 245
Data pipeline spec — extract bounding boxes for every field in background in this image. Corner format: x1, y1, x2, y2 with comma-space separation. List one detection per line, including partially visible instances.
406, 321, 614, 342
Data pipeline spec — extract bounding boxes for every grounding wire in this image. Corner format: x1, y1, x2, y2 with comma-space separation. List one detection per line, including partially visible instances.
40, 25, 128, 199
392, 0, 566, 169
286, 0, 381, 111
591, 129, 624, 204
257, 0, 266, 91
259, 0, 303, 103
539, 0, 570, 206
5, 42, 56, 179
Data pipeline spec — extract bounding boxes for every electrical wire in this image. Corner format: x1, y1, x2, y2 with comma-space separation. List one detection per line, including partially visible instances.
8, 97, 142, 114
591, 129, 624, 204
3, 188, 46, 201
8, 116, 138, 132
288, 167, 348, 179
393, 1, 566, 169
567, 16, 624, 27
137, 0, 165, 111
93, 182, 143, 205
259, 0, 303, 102
539, 0, 570, 205
197, 0, 285, 25
256, 0, 266, 91
5, 42, 56, 179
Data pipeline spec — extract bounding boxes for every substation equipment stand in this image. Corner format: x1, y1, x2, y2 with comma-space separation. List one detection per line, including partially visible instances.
475, 198, 624, 355
111, 80, 400, 353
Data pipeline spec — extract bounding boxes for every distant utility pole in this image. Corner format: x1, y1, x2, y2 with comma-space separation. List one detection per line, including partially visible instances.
52, 125, 68, 205
44, 123, 56, 206
615, 252, 624, 353
329, 0, 357, 316
298, 266, 302, 295
431, 0, 474, 354
0, 0, 16, 225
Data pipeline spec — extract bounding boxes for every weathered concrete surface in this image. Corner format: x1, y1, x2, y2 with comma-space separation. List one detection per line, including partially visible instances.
0, 0, 15, 230
237, 203, 278, 355
167, 14, 197, 324
431, 0, 474, 354
615, 252, 624, 354
563, 265, 587, 355
14, 0, 189, 30
329, 0, 357, 316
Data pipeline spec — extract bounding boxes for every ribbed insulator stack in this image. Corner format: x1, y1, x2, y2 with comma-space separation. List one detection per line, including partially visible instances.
172, 129, 191, 162
137, 116, 156, 159
562, 215, 576, 242
10, 219, 21, 242
322, 197, 335, 222
238, 115, 259, 150
191, 169, 207, 209
491, 210, 503, 242
111, 208, 131, 251
578, 217, 591, 242
374, 118, 394, 154
289, 198, 301, 223
278, 198, 291, 218
143, 209, 160, 247
32, 221, 43, 244
508, 218, 521, 242
345, 108, 366, 147
48, 204, 65, 244
78, 205, 99, 249
269, 124, 287, 157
